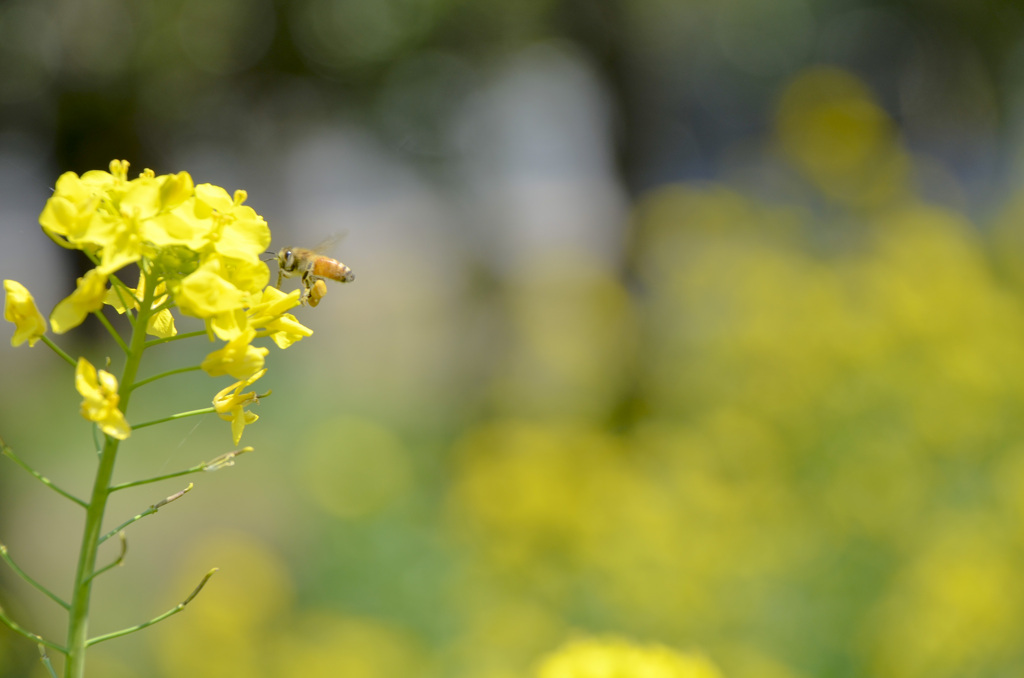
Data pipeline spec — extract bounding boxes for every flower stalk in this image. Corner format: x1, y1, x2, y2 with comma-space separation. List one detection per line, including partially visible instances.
0, 160, 331, 677
64, 272, 156, 678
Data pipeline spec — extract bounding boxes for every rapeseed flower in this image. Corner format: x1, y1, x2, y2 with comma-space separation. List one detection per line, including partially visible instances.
247, 286, 311, 348
213, 370, 266, 444
3, 279, 47, 347
104, 270, 177, 338
32, 159, 319, 443
2, 159, 344, 678
75, 357, 130, 440
201, 328, 269, 380
51, 269, 109, 334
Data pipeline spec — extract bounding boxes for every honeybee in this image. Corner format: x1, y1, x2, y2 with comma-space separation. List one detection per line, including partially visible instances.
275, 243, 355, 304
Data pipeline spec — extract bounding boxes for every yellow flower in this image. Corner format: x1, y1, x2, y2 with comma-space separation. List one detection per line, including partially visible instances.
536, 638, 724, 678
75, 357, 130, 440
136, 172, 213, 252
173, 258, 247, 319
213, 369, 266, 444
103, 271, 177, 338
247, 286, 311, 348
39, 161, 134, 256
38, 172, 106, 247
3, 280, 47, 347
51, 269, 109, 334
201, 328, 269, 380
260, 312, 313, 349
159, 170, 195, 210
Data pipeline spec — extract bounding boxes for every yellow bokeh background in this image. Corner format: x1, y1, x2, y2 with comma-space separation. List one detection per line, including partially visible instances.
4, 56, 1024, 678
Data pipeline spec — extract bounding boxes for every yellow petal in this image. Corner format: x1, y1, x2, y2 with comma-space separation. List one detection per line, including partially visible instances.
3, 280, 47, 347
51, 270, 108, 334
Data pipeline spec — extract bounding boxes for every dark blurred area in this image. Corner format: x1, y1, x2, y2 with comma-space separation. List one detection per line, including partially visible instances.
5, 1, 1024, 677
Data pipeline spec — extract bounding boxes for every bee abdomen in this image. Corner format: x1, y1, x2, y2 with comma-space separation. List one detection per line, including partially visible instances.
313, 257, 355, 283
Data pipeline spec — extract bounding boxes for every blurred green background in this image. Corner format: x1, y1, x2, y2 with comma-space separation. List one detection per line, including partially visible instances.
5, 0, 1024, 676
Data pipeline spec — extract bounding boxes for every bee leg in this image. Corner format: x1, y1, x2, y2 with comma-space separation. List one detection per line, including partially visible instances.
276, 269, 283, 289
298, 271, 313, 304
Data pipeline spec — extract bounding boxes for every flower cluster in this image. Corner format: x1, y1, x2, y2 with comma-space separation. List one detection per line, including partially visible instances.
4, 160, 312, 443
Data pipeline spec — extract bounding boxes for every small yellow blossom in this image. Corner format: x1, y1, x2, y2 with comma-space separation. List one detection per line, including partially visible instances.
247, 286, 311, 348
75, 357, 130, 440
51, 269, 109, 334
103, 272, 177, 338
192, 184, 272, 261
38, 172, 104, 247
260, 312, 313, 349
536, 638, 724, 678
201, 328, 269, 380
3, 280, 47, 347
213, 369, 266, 444
159, 170, 194, 209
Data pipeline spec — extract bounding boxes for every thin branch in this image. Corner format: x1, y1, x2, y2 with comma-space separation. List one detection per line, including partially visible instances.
0, 606, 66, 654
151, 297, 175, 315
99, 484, 193, 544
38, 644, 59, 678
0, 443, 88, 508
39, 336, 76, 368
144, 330, 208, 349
92, 422, 104, 456
106, 274, 139, 328
0, 542, 70, 610
130, 365, 203, 392
92, 309, 130, 355
131, 406, 217, 431
85, 568, 218, 647
108, 449, 252, 493
85, 533, 127, 583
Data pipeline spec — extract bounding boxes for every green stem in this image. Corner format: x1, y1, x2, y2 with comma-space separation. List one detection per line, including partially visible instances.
109, 467, 198, 492
107, 447, 250, 494
132, 407, 216, 430
106, 274, 138, 328
84, 533, 126, 583
130, 365, 202, 392
39, 644, 59, 678
144, 330, 207, 349
99, 485, 193, 543
84, 568, 217, 647
63, 273, 156, 678
0, 445, 87, 508
92, 310, 129, 355
0, 606, 66, 654
40, 336, 76, 368
0, 542, 71, 609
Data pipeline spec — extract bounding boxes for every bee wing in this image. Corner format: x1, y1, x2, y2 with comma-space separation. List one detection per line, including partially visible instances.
311, 232, 348, 254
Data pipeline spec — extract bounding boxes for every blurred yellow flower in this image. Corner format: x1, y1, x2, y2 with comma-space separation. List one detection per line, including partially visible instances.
75, 357, 130, 440
51, 269, 109, 334
775, 67, 908, 207
3, 279, 47, 347
201, 328, 269, 379
536, 637, 724, 678
213, 369, 266, 444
